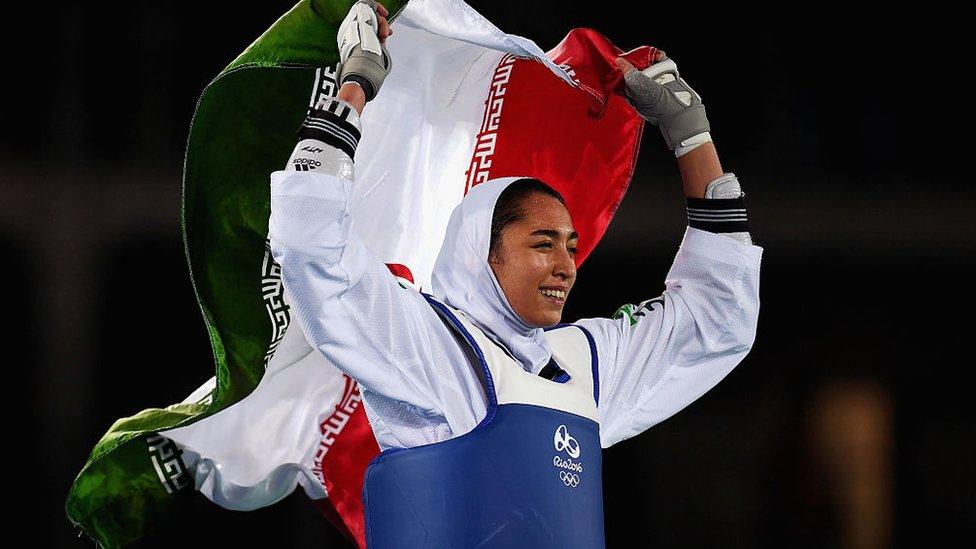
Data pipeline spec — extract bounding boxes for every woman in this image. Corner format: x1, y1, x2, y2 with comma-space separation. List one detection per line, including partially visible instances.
269, 1, 763, 546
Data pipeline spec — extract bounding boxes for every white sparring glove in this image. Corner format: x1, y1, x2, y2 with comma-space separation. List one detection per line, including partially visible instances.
618, 53, 712, 157
336, 0, 392, 102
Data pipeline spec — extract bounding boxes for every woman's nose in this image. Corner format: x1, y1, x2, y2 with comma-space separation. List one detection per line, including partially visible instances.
554, 247, 577, 280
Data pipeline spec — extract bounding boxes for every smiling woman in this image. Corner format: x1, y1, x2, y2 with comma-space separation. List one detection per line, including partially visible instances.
488, 178, 579, 327
263, 1, 764, 547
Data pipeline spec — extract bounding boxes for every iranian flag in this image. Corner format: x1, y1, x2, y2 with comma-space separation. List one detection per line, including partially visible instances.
65, 0, 656, 546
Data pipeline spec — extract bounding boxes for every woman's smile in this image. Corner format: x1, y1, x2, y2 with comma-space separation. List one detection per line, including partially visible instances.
538, 286, 568, 303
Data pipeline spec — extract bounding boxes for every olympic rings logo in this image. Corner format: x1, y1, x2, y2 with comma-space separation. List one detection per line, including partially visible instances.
559, 470, 580, 488
553, 424, 581, 458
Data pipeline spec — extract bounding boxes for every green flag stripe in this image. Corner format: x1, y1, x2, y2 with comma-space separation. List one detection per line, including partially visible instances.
65, 2, 408, 546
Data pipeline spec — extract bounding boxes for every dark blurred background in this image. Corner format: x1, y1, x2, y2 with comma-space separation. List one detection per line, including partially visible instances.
5, 1, 973, 547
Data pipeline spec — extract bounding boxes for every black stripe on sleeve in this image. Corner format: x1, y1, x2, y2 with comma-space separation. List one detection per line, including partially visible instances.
297, 105, 361, 159
686, 196, 749, 233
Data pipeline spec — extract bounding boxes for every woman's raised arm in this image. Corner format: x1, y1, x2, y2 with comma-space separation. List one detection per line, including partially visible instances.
267, 1, 462, 429
577, 51, 764, 448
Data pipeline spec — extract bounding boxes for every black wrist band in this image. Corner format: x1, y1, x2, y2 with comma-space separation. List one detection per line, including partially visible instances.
686, 196, 749, 233
297, 99, 361, 159
342, 74, 375, 102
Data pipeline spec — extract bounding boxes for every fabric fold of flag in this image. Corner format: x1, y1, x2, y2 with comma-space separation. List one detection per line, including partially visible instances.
65, 1, 655, 547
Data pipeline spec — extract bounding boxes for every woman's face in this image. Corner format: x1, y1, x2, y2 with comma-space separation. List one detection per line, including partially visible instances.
489, 192, 578, 327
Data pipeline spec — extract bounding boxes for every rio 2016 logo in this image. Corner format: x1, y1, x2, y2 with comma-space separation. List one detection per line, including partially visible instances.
553, 424, 583, 488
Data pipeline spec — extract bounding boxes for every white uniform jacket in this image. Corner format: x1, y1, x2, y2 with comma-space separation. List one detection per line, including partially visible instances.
269, 162, 763, 451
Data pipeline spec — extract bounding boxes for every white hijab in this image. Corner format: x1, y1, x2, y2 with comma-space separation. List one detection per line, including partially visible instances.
430, 176, 554, 375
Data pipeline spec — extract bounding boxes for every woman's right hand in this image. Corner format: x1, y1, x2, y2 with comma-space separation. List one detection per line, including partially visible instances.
337, 0, 394, 103
615, 52, 711, 156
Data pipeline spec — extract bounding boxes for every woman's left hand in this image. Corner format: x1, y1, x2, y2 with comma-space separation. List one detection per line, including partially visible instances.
616, 52, 711, 154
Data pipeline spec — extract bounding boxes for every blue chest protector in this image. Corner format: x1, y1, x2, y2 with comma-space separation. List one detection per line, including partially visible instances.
362, 294, 604, 548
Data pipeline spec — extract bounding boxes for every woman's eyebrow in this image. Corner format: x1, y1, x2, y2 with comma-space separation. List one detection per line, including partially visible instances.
530, 229, 579, 240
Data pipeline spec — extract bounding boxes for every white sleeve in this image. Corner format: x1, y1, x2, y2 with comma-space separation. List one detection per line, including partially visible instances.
575, 226, 763, 448
269, 138, 450, 419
